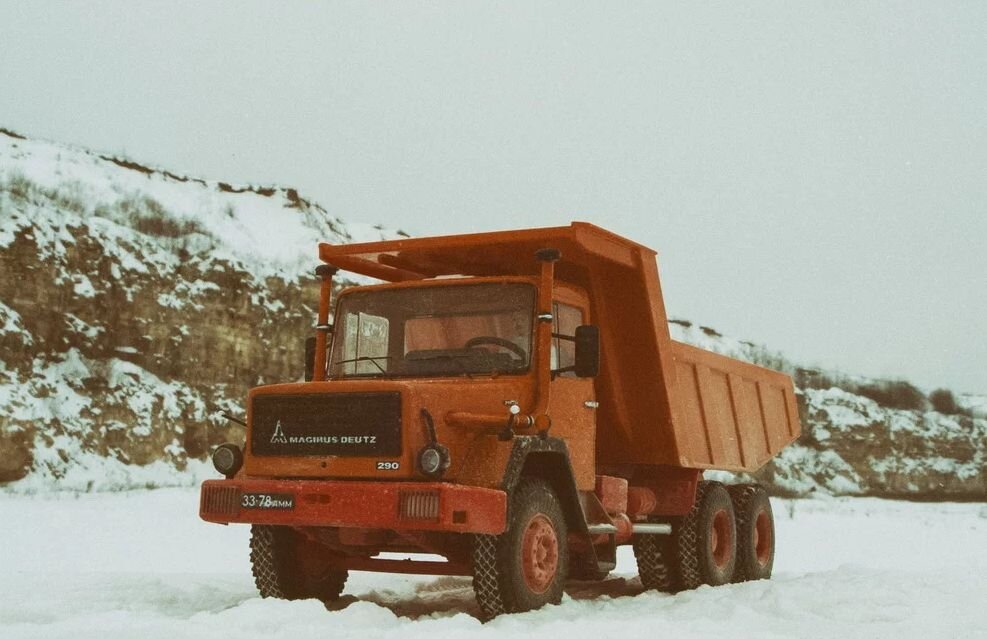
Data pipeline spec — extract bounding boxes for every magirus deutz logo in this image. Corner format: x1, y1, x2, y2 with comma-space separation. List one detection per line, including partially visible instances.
270, 420, 288, 444
269, 419, 377, 445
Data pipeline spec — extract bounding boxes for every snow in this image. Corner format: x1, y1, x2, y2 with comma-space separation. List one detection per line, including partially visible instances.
71, 274, 96, 298
807, 387, 884, 430
0, 300, 33, 344
668, 321, 752, 358
3, 457, 216, 495
0, 490, 983, 638
768, 446, 865, 495
64, 313, 104, 340
959, 393, 987, 418
0, 132, 396, 284
0, 348, 223, 491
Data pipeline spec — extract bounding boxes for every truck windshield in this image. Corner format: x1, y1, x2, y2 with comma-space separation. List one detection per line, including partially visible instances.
328, 282, 535, 378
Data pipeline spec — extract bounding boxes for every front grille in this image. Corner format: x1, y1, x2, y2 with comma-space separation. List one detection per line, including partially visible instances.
399, 490, 440, 521
250, 392, 402, 457
201, 485, 240, 516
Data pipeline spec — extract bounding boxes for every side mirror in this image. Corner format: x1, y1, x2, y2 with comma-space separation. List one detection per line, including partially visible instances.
574, 325, 600, 378
304, 337, 316, 382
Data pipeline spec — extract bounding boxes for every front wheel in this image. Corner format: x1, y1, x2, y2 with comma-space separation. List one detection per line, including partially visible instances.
472, 478, 569, 618
249, 525, 348, 602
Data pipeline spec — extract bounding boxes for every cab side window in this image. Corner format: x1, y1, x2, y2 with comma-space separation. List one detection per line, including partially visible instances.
551, 301, 582, 377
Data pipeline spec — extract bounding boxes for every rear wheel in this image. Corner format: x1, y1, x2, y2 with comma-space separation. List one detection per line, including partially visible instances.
728, 484, 775, 582
472, 478, 569, 618
633, 533, 676, 592
249, 525, 348, 601
674, 481, 736, 589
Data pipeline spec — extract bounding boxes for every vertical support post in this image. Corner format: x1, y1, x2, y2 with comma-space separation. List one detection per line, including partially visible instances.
313, 264, 338, 382
532, 248, 561, 425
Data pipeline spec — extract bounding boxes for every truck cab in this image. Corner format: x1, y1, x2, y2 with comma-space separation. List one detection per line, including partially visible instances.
245, 275, 594, 486
200, 223, 800, 617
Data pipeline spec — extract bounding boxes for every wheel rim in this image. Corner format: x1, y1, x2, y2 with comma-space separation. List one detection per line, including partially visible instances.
521, 513, 559, 594
754, 509, 772, 566
710, 508, 733, 569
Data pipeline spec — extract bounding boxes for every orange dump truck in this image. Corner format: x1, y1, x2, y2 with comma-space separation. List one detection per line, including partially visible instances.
200, 222, 800, 617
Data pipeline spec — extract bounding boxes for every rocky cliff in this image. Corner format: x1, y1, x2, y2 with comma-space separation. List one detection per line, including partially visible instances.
0, 128, 396, 489
0, 129, 983, 498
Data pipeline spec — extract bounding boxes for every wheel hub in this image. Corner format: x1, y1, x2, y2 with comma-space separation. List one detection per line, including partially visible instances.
710, 508, 733, 569
754, 509, 772, 565
521, 513, 559, 594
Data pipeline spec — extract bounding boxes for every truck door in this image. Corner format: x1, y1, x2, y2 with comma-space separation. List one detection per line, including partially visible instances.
547, 301, 596, 491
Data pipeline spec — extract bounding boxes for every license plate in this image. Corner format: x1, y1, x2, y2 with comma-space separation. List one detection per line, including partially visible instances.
240, 493, 294, 510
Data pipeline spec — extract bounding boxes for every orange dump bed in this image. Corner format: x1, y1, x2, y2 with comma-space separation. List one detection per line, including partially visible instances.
320, 222, 799, 472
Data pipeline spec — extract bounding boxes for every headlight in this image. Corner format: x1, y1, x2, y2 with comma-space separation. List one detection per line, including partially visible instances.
420, 448, 442, 474
212, 443, 243, 478
417, 444, 450, 477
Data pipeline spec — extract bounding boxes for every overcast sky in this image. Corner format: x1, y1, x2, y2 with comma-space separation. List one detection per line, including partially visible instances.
1, 1, 985, 393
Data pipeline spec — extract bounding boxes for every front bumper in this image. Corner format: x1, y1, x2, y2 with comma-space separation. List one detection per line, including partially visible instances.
199, 478, 507, 535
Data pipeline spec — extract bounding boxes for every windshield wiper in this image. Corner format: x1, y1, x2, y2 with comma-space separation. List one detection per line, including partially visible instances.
331, 355, 391, 375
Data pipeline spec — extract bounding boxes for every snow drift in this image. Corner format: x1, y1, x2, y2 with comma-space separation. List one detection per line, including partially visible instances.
1, 488, 984, 638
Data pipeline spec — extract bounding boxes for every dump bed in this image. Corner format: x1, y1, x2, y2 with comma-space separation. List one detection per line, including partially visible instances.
320, 222, 800, 472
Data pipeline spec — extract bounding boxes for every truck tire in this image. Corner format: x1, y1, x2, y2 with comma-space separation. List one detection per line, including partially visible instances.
727, 484, 774, 582
472, 477, 569, 619
632, 534, 675, 592
249, 525, 348, 601
674, 481, 736, 589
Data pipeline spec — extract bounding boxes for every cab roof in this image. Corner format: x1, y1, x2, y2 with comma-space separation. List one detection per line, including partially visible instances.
319, 222, 655, 284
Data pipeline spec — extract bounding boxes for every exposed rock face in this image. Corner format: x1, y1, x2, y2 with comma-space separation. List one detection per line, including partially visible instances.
0, 130, 390, 489
758, 388, 985, 499
0, 129, 983, 498
0, 220, 313, 483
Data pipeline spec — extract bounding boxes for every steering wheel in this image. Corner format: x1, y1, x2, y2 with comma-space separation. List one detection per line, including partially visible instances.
464, 336, 526, 360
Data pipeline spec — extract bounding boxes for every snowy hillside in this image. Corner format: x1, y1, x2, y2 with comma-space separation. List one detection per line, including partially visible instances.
0, 128, 396, 281
0, 128, 398, 489
0, 128, 983, 500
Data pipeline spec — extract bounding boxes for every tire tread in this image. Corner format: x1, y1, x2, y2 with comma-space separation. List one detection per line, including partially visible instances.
472, 478, 568, 619
632, 533, 676, 592
249, 525, 347, 601
727, 484, 774, 582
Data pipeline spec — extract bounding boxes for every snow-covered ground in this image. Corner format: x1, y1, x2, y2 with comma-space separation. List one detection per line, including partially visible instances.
1, 490, 984, 638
